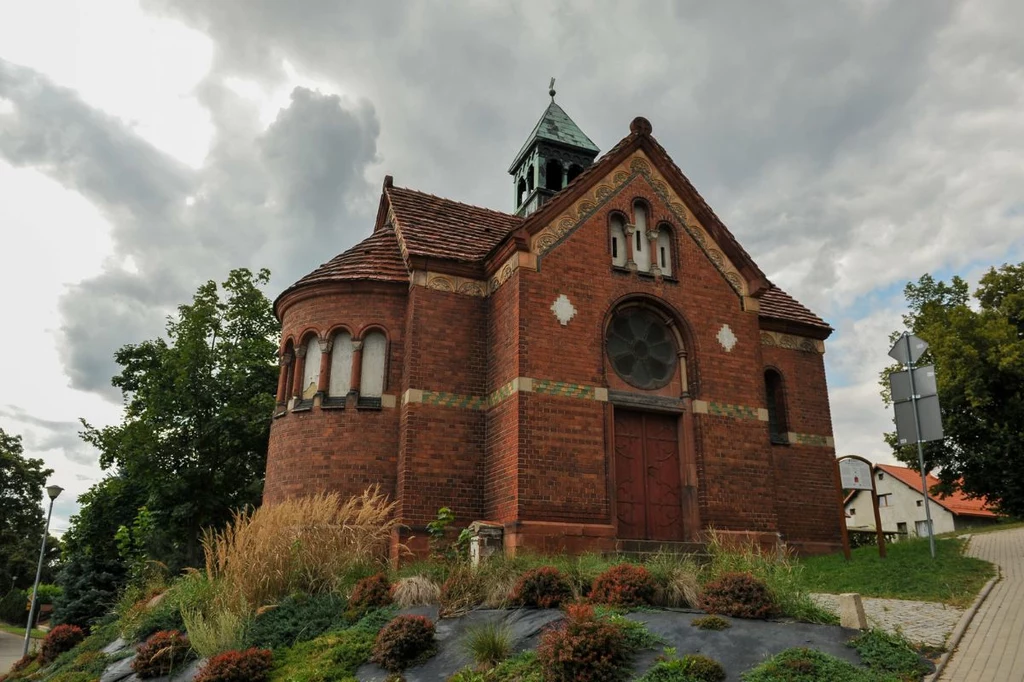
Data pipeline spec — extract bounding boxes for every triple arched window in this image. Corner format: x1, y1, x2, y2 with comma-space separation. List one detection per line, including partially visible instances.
609, 201, 675, 277
277, 328, 389, 410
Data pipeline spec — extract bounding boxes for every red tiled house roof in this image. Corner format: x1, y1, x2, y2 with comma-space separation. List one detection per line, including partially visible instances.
876, 464, 999, 518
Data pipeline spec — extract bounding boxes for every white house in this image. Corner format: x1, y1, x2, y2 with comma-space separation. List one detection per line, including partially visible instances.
845, 463, 999, 537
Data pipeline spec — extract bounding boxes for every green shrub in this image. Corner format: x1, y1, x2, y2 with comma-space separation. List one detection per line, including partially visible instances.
370, 614, 437, 672
639, 650, 726, 681
347, 573, 392, 618
691, 615, 731, 631
510, 566, 573, 608
194, 648, 272, 682
740, 647, 875, 681
591, 563, 657, 607
699, 572, 779, 620
448, 650, 544, 682
536, 603, 633, 682
131, 630, 195, 678
462, 621, 513, 669
849, 629, 930, 679
33, 583, 64, 605
246, 592, 347, 650
271, 628, 375, 681
41, 624, 86, 664
605, 614, 662, 651
0, 588, 27, 625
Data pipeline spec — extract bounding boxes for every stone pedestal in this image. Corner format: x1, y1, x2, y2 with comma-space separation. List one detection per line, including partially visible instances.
839, 593, 869, 630
468, 521, 504, 566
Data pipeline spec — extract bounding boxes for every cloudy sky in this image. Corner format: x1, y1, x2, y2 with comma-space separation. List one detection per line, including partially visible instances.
2, 0, 1023, 532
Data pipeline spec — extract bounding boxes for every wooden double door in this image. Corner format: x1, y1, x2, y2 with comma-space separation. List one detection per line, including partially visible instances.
614, 410, 684, 541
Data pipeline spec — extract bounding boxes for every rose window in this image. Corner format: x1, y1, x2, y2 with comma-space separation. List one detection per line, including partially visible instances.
605, 308, 677, 389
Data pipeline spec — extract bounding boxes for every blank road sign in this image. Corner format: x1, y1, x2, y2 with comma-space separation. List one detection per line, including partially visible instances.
889, 333, 929, 366
895, 395, 944, 444
890, 365, 938, 402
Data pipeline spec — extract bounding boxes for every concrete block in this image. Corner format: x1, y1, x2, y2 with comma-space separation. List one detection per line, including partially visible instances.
839, 593, 868, 630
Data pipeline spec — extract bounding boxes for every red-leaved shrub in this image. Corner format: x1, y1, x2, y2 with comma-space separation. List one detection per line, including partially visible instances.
698, 572, 779, 619
370, 614, 437, 672
537, 603, 632, 682
348, 573, 393, 616
511, 566, 573, 608
132, 630, 195, 678
590, 564, 656, 607
194, 648, 272, 682
8, 653, 37, 673
40, 624, 86, 663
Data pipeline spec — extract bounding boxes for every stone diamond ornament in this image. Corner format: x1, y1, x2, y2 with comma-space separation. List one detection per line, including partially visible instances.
717, 324, 737, 352
551, 294, 577, 326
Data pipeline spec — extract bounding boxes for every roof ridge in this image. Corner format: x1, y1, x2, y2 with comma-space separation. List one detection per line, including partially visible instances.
388, 185, 521, 220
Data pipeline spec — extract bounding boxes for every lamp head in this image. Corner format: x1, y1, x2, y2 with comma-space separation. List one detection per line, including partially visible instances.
46, 485, 64, 501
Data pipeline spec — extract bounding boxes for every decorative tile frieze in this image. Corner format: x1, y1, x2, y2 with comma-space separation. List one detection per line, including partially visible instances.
402, 376, 608, 411
760, 331, 825, 354
787, 432, 834, 447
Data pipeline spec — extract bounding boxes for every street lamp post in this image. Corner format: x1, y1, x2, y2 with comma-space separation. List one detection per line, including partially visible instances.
24, 484, 62, 657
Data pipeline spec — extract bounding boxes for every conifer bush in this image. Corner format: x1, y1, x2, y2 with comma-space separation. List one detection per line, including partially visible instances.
638, 652, 726, 682
698, 572, 779, 619
590, 563, 657, 607
246, 592, 347, 649
370, 614, 437, 672
347, 573, 393, 617
40, 624, 86, 664
536, 603, 632, 682
131, 630, 195, 678
194, 648, 273, 682
510, 566, 574, 608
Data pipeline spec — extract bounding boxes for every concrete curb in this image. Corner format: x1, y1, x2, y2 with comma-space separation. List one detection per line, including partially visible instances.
926, 570, 1001, 682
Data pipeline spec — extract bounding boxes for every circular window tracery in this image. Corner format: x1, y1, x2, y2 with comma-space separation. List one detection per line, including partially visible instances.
605, 308, 678, 389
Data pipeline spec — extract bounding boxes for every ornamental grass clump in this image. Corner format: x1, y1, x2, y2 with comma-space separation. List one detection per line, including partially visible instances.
370, 614, 437, 672
131, 630, 195, 679
698, 572, 779, 620
194, 648, 272, 682
439, 565, 485, 617
347, 573, 393, 618
40, 624, 86, 664
511, 566, 574, 608
590, 563, 657, 607
536, 603, 633, 682
392, 575, 442, 607
462, 621, 513, 670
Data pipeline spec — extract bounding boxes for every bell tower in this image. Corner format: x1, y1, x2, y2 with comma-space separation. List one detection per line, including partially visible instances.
509, 80, 600, 217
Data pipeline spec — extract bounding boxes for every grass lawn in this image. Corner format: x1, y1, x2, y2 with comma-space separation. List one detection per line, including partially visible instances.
0, 623, 46, 638
796, 536, 995, 608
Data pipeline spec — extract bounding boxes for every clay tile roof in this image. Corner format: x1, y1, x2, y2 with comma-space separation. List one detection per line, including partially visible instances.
286, 225, 409, 292
759, 285, 831, 330
386, 185, 522, 262
876, 464, 999, 518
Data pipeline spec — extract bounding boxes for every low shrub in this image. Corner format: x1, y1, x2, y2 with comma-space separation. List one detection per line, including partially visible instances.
604, 613, 662, 651
41, 624, 86, 664
511, 566, 574, 608
347, 573, 393, 617
246, 592, 347, 649
370, 614, 437, 672
8, 654, 37, 674
0, 589, 28, 625
131, 630, 194, 679
638, 650, 726, 682
440, 565, 484, 617
194, 648, 272, 682
463, 621, 513, 669
849, 629, 931, 679
741, 647, 875, 682
698, 572, 779, 620
271, 628, 375, 680
536, 603, 633, 682
393, 575, 442, 607
591, 563, 657, 607
691, 615, 731, 631
448, 650, 544, 682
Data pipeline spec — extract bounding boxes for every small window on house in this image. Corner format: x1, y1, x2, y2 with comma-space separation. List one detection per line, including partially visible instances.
849, 508, 856, 516
916, 500, 923, 507
545, 159, 563, 191
656, 224, 673, 276
329, 331, 354, 397
609, 215, 627, 267
897, 522, 908, 536
567, 163, 584, 184
915, 519, 932, 536
360, 331, 387, 400
878, 494, 892, 507
632, 202, 651, 272
878, 473, 885, 481
764, 369, 788, 444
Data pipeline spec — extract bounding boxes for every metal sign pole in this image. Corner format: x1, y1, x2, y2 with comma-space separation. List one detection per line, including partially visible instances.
904, 333, 937, 560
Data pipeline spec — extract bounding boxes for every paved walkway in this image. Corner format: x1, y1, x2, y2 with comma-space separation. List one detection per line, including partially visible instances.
810, 593, 963, 648
940, 527, 1024, 681
0, 630, 27, 675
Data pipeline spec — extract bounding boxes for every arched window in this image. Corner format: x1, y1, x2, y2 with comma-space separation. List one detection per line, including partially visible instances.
329, 330, 354, 397
606, 307, 678, 390
545, 159, 563, 191
765, 370, 788, 444
526, 165, 535, 191
567, 163, 584, 184
360, 332, 387, 399
610, 214, 627, 267
656, 224, 673, 276
301, 335, 321, 399
633, 202, 651, 272
517, 178, 526, 208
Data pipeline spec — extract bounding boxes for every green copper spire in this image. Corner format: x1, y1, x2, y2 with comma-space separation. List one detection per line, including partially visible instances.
509, 80, 600, 217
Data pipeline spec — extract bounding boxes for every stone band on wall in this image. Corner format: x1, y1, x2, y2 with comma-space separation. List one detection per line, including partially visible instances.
760, 331, 825, 354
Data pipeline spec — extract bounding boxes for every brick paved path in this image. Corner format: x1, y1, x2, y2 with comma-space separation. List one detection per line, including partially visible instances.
810, 593, 963, 648
940, 527, 1024, 681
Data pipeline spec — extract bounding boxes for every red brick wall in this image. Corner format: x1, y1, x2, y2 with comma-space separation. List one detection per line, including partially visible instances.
485, 272, 520, 522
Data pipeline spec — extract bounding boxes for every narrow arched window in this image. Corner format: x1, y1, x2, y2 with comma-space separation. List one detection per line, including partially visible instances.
360, 332, 387, 399
657, 224, 673, 276
633, 202, 650, 272
545, 159, 563, 191
329, 331, 354, 397
517, 178, 526, 208
765, 369, 788, 444
526, 165, 535, 191
301, 336, 321, 400
567, 164, 584, 184
610, 214, 627, 267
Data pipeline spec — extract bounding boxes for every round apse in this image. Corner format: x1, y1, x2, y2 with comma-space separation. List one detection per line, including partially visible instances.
605, 308, 678, 390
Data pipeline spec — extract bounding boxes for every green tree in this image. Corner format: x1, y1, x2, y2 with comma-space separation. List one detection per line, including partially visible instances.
79, 267, 280, 569
881, 263, 1024, 516
0, 428, 53, 590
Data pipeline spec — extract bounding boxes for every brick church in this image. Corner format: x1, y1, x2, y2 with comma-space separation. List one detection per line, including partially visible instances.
264, 93, 843, 557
